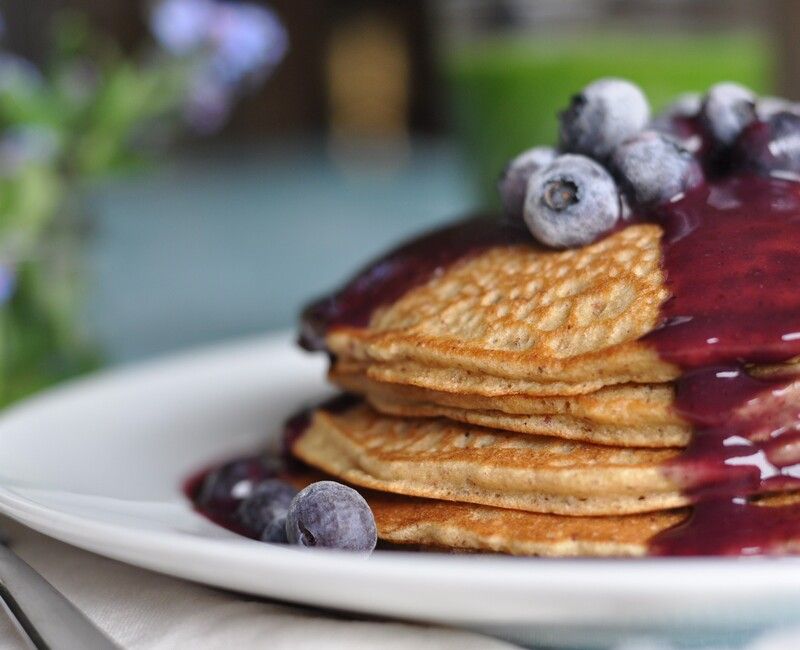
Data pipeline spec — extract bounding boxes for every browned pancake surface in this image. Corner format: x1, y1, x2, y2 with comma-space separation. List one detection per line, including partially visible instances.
292, 402, 685, 516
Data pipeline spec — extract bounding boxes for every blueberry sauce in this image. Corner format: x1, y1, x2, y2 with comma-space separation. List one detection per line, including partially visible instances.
647, 174, 800, 555
299, 216, 531, 351
185, 395, 360, 540
646, 175, 800, 368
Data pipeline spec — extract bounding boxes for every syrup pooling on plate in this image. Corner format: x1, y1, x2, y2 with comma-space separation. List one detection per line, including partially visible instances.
299, 216, 531, 351
648, 175, 800, 555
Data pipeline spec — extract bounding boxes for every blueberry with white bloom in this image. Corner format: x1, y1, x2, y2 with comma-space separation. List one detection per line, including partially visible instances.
756, 96, 800, 121
286, 481, 377, 552
659, 93, 703, 120
559, 78, 650, 160
700, 82, 756, 147
197, 456, 281, 513
650, 93, 702, 133
236, 478, 297, 543
611, 131, 703, 207
523, 154, 622, 249
732, 111, 800, 177
498, 146, 557, 220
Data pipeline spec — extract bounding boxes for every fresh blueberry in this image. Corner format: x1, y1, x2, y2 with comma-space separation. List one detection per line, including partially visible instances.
236, 478, 297, 542
286, 481, 377, 552
756, 96, 800, 121
559, 78, 650, 160
700, 82, 756, 147
611, 131, 704, 207
498, 146, 557, 220
523, 154, 621, 248
732, 111, 800, 178
197, 455, 281, 513
655, 93, 702, 122
649, 93, 704, 152
263, 516, 289, 544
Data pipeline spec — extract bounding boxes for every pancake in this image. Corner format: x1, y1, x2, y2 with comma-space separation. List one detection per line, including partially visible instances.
364, 391, 688, 448
287, 468, 800, 556
331, 367, 680, 426
368, 491, 800, 556
324, 223, 677, 394
332, 367, 687, 448
367, 491, 686, 556
286, 469, 688, 556
336, 358, 630, 397
291, 401, 686, 516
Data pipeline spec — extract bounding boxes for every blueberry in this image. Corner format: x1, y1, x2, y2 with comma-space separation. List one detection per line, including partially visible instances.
197, 456, 281, 513
286, 481, 377, 552
559, 78, 650, 160
700, 82, 756, 147
263, 517, 289, 544
236, 479, 297, 542
649, 93, 703, 152
523, 154, 621, 248
498, 146, 557, 219
732, 111, 800, 178
611, 131, 704, 207
756, 96, 800, 121
655, 93, 702, 122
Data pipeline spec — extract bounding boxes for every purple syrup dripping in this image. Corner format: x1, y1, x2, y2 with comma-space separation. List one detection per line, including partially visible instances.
647, 175, 800, 555
299, 216, 531, 351
185, 396, 359, 539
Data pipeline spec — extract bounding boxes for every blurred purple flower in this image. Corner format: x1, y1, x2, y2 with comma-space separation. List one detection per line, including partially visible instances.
149, 0, 287, 132
208, 3, 287, 85
150, 0, 216, 55
0, 53, 42, 93
0, 263, 16, 305
183, 77, 232, 133
0, 125, 60, 176
150, 0, 287, 83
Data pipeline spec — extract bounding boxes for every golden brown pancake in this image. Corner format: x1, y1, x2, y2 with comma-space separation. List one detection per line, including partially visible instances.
332, 368, 679, 426
326, 224, 677, 395
288, 469, 800, 556
369, 492, 800, 555
367, 491, 686, 556
286, 470, 688, 556
364, 391, 688, 448
292, 402, 686, 516
332, 367, 688, 448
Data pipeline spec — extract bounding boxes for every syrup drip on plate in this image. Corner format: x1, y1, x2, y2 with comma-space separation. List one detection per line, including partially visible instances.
646, 174, 800, 555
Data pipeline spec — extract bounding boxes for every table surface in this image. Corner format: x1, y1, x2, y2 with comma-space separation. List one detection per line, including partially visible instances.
86, 138, 476, 363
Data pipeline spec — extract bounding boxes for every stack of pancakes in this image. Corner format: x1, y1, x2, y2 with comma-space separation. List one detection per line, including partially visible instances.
289, 222, 796, 556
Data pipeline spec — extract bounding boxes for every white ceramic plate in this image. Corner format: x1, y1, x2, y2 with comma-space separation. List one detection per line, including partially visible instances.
2, 333, 800, 648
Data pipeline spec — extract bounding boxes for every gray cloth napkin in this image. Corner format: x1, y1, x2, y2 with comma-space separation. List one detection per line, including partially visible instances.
0, 517, 517, 649
4, 515, 800, 650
